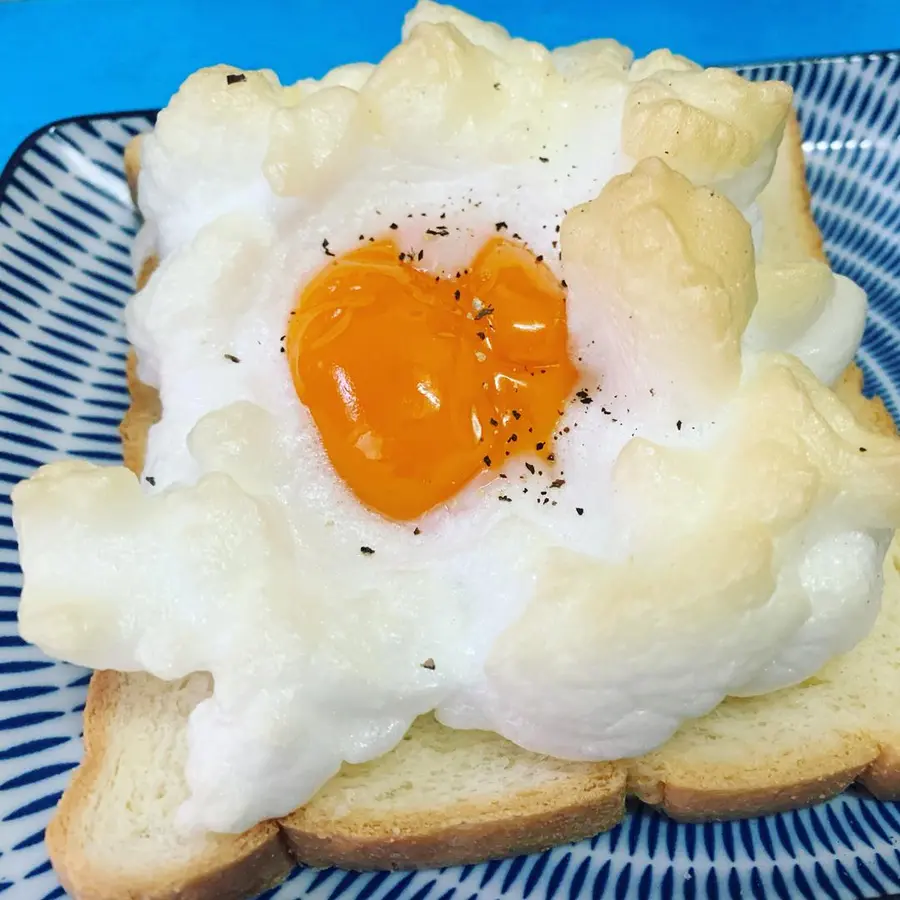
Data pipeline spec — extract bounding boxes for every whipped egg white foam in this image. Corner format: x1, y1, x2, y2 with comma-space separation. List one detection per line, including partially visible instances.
13, 1, 900, 835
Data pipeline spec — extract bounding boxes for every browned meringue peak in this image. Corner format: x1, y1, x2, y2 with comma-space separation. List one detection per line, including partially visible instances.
409, 0, 635, 83
628, 48, 698, 81
482, 522, 783, 759
141, 66, 285, 240
265, 86, 369, 197
401, 0, 546, 62
622, 57, 793, 209
749, 258, 836, 346
361, 20, 572, 159
612, 352, 900, 555
560, 157, 756, 419
264, 61, 378, 197
551, 39, 634, 82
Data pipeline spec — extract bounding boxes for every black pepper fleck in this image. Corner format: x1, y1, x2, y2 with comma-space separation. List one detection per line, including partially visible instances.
224, 353, 240, 363
145, 475, 156, 486
226, 73, 247, 85
360, 546, 375, 555
483, 455, 492, 467
576, 507, 584, 516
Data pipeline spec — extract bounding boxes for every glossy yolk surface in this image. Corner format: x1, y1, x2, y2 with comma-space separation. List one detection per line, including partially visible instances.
287, 237, 577, 521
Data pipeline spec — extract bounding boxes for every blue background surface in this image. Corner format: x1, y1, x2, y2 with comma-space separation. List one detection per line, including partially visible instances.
1, 0, 899, 172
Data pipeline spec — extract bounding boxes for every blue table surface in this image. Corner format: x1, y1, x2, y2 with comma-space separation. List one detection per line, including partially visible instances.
1, 0, 899, 170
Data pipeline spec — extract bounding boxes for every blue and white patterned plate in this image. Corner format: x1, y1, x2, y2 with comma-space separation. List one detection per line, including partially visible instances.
0, 51, 899, 900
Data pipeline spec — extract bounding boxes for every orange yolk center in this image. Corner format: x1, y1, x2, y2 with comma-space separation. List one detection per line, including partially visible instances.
287, 237, 577, 521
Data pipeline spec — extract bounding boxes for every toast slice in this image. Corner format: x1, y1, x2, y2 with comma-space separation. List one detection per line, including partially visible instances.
44, 112, 900, 898
46, 672, 293, 900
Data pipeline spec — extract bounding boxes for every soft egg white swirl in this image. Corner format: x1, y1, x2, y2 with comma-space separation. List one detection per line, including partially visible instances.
13, 1, 900, 834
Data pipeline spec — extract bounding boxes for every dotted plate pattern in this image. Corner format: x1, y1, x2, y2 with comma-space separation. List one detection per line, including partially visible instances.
0, 52, 898, 900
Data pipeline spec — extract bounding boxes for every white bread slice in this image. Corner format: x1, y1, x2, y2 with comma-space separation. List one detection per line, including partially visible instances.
46, 671, 293, 900
43, 112, 900, 898
757, 112, 827, 265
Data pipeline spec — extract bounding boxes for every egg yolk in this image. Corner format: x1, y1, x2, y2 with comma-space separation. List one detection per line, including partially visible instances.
287, 237, 577, 521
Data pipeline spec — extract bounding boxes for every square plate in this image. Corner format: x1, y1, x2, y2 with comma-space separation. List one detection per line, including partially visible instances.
0, 52, 899, 900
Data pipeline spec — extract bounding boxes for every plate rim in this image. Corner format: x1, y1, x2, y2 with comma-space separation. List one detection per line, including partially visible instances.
0, 108, 159, 198
721, 47, 900, 70
1, 46, 899, 184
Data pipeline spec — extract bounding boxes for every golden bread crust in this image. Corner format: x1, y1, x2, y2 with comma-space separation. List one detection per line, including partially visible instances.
628, 733, 884, 822
834, 361, 895, 436
124, 135, 143, 204
858, 743, 900, 800
630, 763, 873, 822
283, 766, 627, 870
